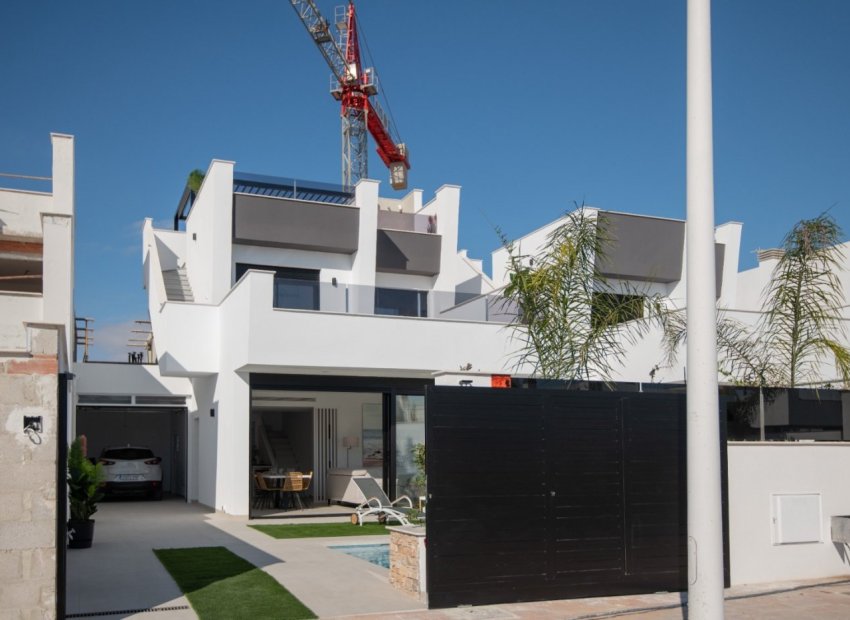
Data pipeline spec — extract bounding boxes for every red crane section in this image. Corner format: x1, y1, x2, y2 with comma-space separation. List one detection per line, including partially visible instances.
290, 0, 409, 190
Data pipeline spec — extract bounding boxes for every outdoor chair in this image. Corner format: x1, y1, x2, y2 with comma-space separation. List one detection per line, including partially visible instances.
253, 473, 275, 510
352, 477, 412, 526
299, 471, 313, 507
283, 471, 305, 510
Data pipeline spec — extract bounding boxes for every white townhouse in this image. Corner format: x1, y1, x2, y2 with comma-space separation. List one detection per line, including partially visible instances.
141, 160, 519, 516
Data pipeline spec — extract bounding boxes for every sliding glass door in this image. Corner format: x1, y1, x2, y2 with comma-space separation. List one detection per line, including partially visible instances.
393, 394, 425, 502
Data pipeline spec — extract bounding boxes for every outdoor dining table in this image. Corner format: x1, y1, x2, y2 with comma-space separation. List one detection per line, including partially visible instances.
261, 473, 304, 510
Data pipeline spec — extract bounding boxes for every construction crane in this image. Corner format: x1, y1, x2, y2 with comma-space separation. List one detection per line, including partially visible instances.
289, 0, 410, 190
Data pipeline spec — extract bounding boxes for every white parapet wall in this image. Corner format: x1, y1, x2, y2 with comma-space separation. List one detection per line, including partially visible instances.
728, 442, 850, 585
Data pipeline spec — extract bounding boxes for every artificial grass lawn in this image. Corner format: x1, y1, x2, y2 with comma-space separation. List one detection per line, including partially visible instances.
250, 521, 391, 539
154, 546, 316, 620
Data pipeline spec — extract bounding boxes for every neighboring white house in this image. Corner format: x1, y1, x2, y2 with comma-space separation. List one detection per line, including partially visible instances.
0, 133, 75, 620
492, 207, 850, 388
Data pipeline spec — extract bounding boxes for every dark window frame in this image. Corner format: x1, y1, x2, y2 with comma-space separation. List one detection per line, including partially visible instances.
374, 287, 428, 318
235, 263, 320, 310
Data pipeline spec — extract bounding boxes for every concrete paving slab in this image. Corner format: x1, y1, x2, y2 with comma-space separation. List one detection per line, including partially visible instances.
67, 498, 423, 619
332, 577, 850, 620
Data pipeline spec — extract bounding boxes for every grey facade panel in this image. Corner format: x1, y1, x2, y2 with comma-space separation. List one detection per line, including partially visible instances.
715, 243, 725, 298
376, 230, 441, 276
233, 193, 359, 254
596, 212, 685, 283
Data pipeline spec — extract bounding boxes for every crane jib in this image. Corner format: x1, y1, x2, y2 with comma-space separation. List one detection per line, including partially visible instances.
288, 0, 409, 189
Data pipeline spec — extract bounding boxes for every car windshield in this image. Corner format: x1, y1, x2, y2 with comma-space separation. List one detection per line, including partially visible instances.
101, 448, 154, 460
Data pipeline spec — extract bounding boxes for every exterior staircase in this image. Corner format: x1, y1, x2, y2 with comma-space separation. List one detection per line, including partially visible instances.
162, 267, 194, 302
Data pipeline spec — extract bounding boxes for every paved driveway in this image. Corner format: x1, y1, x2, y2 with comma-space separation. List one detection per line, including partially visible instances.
66, 499, 850, 619
66, 498, 423, 619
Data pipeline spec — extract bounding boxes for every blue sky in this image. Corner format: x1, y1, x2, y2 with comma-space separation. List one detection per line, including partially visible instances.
2, 1, 849, 360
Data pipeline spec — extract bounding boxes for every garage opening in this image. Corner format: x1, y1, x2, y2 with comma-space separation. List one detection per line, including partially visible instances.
76, 404, 187, 498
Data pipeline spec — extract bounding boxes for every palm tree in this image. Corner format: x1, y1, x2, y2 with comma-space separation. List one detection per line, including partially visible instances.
499, 207, 665, 383
760, 214, 850, 387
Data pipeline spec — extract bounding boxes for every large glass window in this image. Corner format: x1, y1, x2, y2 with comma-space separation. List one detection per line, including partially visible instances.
236, 264, 319, 310
394, 395, 425, 501
375, 287, 428, 317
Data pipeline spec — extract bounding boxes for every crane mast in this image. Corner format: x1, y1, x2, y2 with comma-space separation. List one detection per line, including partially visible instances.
289, 0, 410, 190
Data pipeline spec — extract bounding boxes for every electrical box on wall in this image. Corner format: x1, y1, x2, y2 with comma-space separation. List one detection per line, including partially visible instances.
772, 493, 822, 544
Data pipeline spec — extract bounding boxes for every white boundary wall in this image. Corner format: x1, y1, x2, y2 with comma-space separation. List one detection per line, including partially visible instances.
728, 442, 850, 585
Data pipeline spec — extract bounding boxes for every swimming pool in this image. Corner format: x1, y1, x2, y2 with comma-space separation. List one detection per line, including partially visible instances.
330, 543, 390, 568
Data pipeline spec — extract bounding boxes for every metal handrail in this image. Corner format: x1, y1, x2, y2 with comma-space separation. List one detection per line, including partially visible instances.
0, 172, 51, 181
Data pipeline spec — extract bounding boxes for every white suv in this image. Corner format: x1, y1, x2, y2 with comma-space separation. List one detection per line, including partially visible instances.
99, 446, 163, 500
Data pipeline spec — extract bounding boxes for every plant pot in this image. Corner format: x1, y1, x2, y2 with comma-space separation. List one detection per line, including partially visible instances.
68, 519, 95, 549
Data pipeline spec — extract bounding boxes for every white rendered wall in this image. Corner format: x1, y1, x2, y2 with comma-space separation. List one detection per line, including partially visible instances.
214, 369, 250, 515
491, 209, 597, 287
350, 179, 379, 314
41, 213, 73, 355
155, 302, 219, 376
715, 221, 742, 308
728, 443, 850, 585
0, 190, 50, 236
74, 362, 191, 397
154, 229, 186, 271
185, 160, 234, 305
226, 270, 520, 377
0, 294, 41, 352
428, 185, 461, 293
232, 245, 352, 282
189, 375, 218, 506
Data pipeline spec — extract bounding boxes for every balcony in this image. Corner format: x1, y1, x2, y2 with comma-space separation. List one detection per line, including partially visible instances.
376, 211, 441, 276
265, 277, 514, 324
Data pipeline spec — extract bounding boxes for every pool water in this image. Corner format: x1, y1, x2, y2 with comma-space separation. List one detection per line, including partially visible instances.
330, 543, 390, 568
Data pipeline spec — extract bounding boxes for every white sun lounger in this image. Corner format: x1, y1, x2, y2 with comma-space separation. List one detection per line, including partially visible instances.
352, 477, 413, 526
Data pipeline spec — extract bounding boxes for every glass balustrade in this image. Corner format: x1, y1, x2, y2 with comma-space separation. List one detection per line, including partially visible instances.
267, 278, 516, 324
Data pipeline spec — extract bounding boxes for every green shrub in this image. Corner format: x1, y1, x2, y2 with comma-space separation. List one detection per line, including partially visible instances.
68, 436, 104, 521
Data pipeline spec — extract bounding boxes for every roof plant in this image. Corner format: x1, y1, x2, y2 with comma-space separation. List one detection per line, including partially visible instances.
187, 169, 205, 195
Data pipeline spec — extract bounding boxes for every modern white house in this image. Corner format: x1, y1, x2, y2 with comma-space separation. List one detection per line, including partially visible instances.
0, 133, 76, 620
141, 160, 523, 517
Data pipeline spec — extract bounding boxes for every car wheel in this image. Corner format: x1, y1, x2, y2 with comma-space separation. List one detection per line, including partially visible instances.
151, 488, 163, 501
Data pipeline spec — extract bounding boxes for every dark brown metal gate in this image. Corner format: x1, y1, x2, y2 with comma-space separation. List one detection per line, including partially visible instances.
425, 387, 728, 609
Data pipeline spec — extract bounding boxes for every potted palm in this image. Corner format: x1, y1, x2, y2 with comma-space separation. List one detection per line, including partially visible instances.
67, 436, 104, 549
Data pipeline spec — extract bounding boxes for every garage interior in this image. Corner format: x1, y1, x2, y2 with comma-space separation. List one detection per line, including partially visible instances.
76, 402, 187, 498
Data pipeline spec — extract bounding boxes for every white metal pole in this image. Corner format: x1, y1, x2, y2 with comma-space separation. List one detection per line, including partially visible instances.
686, 0, 725, 618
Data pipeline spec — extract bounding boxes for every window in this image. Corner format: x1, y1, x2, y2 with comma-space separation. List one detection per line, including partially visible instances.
375, 287, 428, 317
591, 292, 645, 329
235, 264, 319, 310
